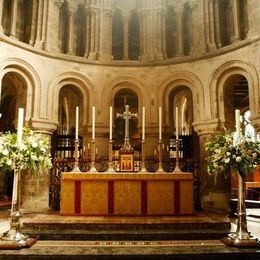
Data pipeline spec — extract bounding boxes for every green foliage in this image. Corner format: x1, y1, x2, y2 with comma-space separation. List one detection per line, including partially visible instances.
205, 130, 260, 178
0, 127, 52, 171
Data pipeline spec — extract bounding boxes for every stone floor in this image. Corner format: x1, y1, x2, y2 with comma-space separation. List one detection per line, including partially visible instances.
0, 208, 259, 259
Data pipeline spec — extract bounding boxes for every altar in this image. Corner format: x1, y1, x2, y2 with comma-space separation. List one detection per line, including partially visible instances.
60, 172, 194, 216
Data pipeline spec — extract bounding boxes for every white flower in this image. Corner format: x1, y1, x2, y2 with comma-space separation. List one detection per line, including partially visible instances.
32, 142, 38, 148
226, 152, 231, 156
6, 160, 12, 165
2, 149, 9, 155
252, 153, 257, 159
224, 158, 230, 163
235, 156, 242, 162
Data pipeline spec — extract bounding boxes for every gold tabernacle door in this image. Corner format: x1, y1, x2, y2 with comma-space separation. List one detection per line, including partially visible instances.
60, 172, 194, 216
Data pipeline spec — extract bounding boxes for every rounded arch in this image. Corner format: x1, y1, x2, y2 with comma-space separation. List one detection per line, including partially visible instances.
160, 71, 205, 128
101, 75, 147, 125
210, 60, 259, 124
0, 57, 41, 121
48, 71, 96, 127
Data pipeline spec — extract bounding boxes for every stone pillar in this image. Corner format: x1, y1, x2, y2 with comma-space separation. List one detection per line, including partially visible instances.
0, 0, 4, 34
84, 7, 91, 58
231, 0, 241, 42
213, 0, 222, 48
175, 5, 184, 56
44, 0, 62, 53
67, 5, 77, 55
10, 0, 18, 38
123, 16, 129, 60
29, 0, 38, 46
194, 121, 231, 213
204, 0, 216, 51
88, 7, 97, 60
155, 8, 165, 60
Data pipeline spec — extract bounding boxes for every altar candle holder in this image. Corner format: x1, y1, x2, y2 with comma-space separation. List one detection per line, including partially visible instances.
173, 139, 182, 172
72, 139, 81, 172
89, 139, 97, 172
107, 140, 115, 172
140, 140, 146, 172
157, 140, 164, 172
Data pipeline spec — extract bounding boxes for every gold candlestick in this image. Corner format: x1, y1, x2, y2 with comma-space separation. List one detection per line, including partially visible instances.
157, 140, 164, 172
173, 139, 182, 172
140, 140, 146, 172
107, 140, 115, 172
89, 139, 97, 172
72, 139, 81, 172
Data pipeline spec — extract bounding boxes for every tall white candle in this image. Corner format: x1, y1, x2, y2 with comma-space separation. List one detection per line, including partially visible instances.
92, 106, 95, 140
109, 106, 112, 140
235, 109, 240, 136
176, 107, 179, 140
17, 108, 24, 145
75, 106, 79, 140
159, 106, 162, 140
142, 106, 145, 141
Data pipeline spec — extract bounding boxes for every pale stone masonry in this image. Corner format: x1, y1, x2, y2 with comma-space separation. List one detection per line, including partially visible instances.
0, 0, 259, 213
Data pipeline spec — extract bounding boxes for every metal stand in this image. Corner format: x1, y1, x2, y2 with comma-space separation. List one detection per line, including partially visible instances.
157, 140, 164, 172
107, 140, 115, 172
173, 139, 182, 172
71, 139, 81, 172
89, 139, 97, 172
140, 140, 146, 172
0, 166, 36, 249
221, 170, 260, 247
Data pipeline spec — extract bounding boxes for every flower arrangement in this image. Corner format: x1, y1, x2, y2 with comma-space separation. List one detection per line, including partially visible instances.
0, 127, 52, 171
205, 130, 260, 178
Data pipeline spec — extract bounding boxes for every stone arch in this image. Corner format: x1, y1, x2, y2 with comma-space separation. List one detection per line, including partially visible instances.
0, 57, 41, 122
160, 72, 205, 129
101, 75, 147, 126
48, 71, 96, 128
210, 60, 259, 126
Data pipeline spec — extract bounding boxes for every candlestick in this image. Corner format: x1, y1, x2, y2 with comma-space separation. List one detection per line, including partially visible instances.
92, 106, 95, 140
235, 109, 240, 137
17, 108, 24, 145
176, 107, 179, 140
159, 106, 162, 140
109, 106, 112, 140
142, 106, 145, 141
75, 106, 79, 140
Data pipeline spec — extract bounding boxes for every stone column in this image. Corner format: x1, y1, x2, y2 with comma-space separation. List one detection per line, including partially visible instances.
123, 16, 129, 60
84, 7, 91, 58
175, 4, 184, 56
213, 0, 222, 48
34, 0, 43, 48
0, 0, 4, 34
231, 0, 241, 42
29, 0, 38, 46
10, 0, 18, 39
88, 8, 97, 60
204, 0, 216, 51
67, 5, 77, 55
44, 0, 62, 53
155, 9, 165, 60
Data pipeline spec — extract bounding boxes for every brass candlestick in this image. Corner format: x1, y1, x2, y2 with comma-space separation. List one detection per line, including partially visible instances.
140, 140, 146, 172
71, 139, 81, 172
0, 166, 36, 249
107, 140, 115, 172
173, 139, 182, 172
157, 140, 164, 172
222, 170, 259, 247
89, 139, 97, 172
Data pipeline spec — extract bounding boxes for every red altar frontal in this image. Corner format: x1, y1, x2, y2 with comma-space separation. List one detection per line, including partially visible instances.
60, 172, 194, 216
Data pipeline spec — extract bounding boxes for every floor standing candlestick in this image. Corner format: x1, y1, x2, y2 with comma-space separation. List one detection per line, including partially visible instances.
222, 170, 259, 247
